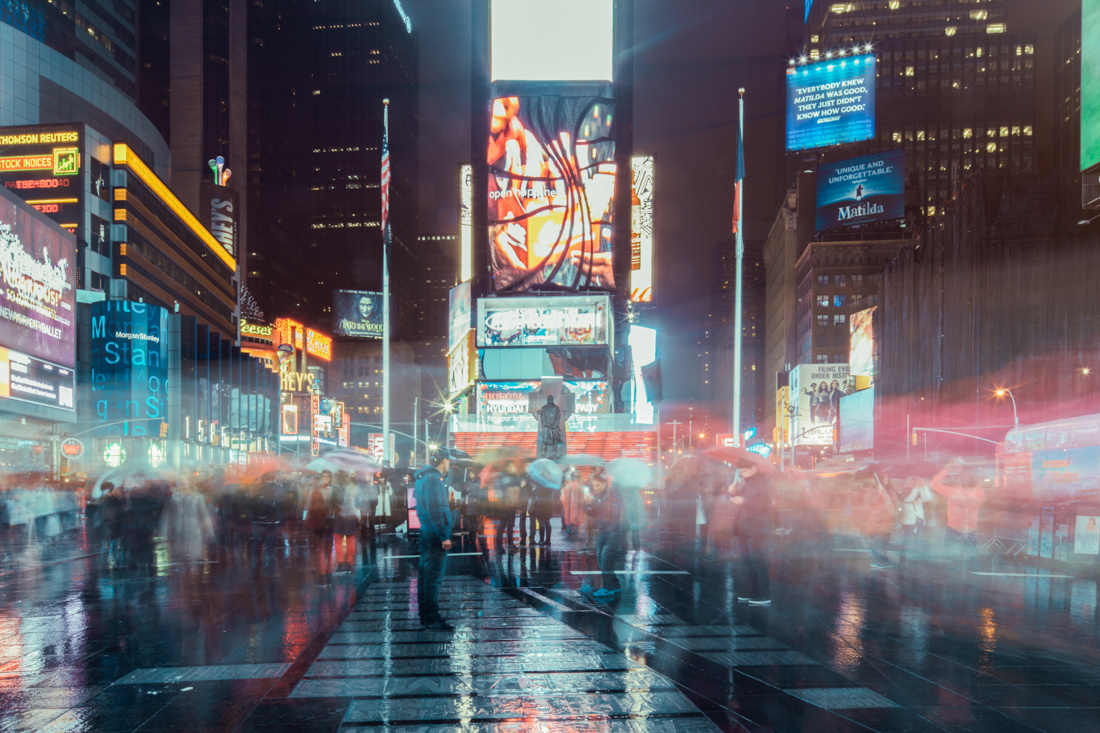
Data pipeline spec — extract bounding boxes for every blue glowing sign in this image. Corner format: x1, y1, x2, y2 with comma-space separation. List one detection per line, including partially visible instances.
90, 300, 170, 436
816, 150, 904, 231
786, 55, 875, 151
747, 443, 772, 457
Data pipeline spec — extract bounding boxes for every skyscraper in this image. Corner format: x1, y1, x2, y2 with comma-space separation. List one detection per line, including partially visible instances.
246, 0, 419, 330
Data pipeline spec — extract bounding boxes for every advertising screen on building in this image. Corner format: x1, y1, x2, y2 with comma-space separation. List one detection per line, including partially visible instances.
0, 347, 75, 411
200, 183, 239, 258
0, 187, 76, 367
89, 300, 171, 436
0, 124, 83, 238
631, 155, 654, 303
849, 306, 876, 383
477, 294, 611, 348
488, 94, 616, 291
789, 363, 850, 446
448, 332, 477, 397
448, 281, 472, 352
333, 290, 383, 339
477, 381, 541, 421
1084, 0, 1100, 172
786, 55, 875, 151
816, 150, 903, 231
838, 386, 874, 453
459, 164, 473, 281
490, 0, 613, 83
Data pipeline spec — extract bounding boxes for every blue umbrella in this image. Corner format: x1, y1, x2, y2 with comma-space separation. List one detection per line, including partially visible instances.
607, 458, 653, 490
526, 458, 563, 489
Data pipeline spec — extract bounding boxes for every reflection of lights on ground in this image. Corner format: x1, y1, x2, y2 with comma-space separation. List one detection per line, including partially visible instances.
977, 607, 997, 672
829, 590, 866, 675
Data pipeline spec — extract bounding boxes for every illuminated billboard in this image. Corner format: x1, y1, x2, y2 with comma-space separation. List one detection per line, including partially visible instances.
0, 348, 75, 411
0, 124, 83, 237
631, 156, 654, 303
838, 387, 874, 454
477, 294, 611, 348
490, 0, 613, 83
459, 164, 473, 281
488, 94, 616, 291
816, 151, 903, 231
789, 363, 850, 446
477, 381, 541, 420
448, 332, 477, 397
1084, 0, 1100, 172
786, 55, 875, 151
0, 187, 77, 367
448, 281, 472, 352
849, 306, 875, 383
305, 329, 331, 361
200, 183, 239, 258
334, 290, 383, 339
89, 300, 171, 435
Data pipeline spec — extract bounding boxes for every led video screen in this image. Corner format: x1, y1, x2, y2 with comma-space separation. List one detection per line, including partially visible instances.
786, 55, 875, 151
1084, 0, 1100, 172
490, 0, 613, 83
816, 150, 903, 231
488, 95, 616, 291
630, 156, 654, 302
333, 290, 383, 339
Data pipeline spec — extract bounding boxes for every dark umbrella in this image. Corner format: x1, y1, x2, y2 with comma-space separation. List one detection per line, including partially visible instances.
705, 446, 777, 474
665, 455, 736, 493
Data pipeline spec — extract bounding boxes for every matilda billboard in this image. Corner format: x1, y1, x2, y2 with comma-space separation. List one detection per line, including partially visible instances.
816, 151, 904, 231
786, 55, 875, 152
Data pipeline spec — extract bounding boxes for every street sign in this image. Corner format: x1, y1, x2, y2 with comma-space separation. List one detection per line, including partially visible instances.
60, 437, 83, 459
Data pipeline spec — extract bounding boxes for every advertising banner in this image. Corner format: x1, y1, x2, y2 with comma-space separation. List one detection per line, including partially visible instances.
448, 281, 472, 352
631, 155, 655, 303
89, 300, 171, 436
775, 386, 790, 444
448, 332, 477, 397
786, 55, 875, 151
1083, 0, 1100, 172
305, 328, 332, 361
816, 150, 904, 231
477, 295, 611, 348
459, 164, 473, 281
0, 187, 76, 367
0, 347, 75, 411
789, 363, 850, 446
849, 306, 876, 382
200, 183, 239, 258
476, 381, 541, 421
488, 94, 616, 291
1075, 515, 1100, 555
838, 386, 874, 453
334, 290, 383, 339
0, 124, 84, 238
1030, 447, 1100, 501
490, 0, 613, 83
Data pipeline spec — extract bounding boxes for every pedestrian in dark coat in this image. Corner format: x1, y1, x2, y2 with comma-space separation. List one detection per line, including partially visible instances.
584, 468, 625, 598
733, 461, 774, 605
414, 449, 454, 630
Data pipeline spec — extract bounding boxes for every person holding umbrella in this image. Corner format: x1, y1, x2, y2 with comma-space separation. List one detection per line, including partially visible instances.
732, 459, 775, 606
583, 468, 626, 599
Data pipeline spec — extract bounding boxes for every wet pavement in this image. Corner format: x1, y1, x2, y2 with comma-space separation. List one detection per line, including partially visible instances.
1, 525, 1098, 731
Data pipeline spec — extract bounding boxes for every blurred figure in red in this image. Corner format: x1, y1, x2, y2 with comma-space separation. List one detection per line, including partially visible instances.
931, 458, 985, 552
560, 469, 586, 539
304, 470, 334, 580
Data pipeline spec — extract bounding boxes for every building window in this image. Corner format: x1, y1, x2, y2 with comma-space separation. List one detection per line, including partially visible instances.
834, 314, 847, 326
816, 295, 830, 308
817, 314, 829, 327
835, 274, 847, 286
833, 295, 846, 308
816, 354, 829, 363
816, 275, 829, 287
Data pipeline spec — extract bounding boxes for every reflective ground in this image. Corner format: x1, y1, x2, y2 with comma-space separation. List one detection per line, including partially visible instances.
1, 525, 1098, 732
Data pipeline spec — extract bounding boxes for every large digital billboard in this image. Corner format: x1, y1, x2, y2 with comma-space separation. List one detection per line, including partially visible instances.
490, 0, 613, 83
789, 363, 850, 446
786, 55, 875, 151
849, 306, 876, 383
488, 94, 616, 291
1084, 0, 1100, 173
0, 187, 76, 367
477, 294, 611, 348
816, 150, 903, 231
333, 290, 383, 339
89, 300, 171, 436
0, 124, 83, 238
448, 281, 472, 352
448, 332, 477, 397
0, 348, 75, 411
476, 381, 541, 421
459, 164, 473, 281
631, 155, 654, 303
838, 386, 874, 454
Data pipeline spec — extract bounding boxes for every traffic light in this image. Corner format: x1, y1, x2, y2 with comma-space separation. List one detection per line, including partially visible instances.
159, 422, 169, 438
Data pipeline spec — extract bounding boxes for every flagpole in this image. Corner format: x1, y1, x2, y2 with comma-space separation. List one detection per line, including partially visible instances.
382, 99, 391, 466
733, 88, 745, 441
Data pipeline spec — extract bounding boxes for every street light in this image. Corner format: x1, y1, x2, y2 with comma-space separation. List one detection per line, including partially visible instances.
995, 388, 1018, 429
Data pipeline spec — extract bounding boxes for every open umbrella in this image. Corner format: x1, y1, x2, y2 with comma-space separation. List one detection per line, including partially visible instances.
558, 454, 606, 467
92, 459, 166, 496
607, 458, 653, 489
316, 449, 382, 475
665, 455, 735, 493
229, 453, 297, 485
446, 447, 480, 468
475, 446, 526, 466
705, 446, 777, 474
526, 458, 563, 489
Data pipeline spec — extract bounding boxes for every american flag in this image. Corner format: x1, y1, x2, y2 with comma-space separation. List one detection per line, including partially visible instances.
381, 105, 391, 243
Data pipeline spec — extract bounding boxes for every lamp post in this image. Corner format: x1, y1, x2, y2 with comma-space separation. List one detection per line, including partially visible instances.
995, 388, 1018, 429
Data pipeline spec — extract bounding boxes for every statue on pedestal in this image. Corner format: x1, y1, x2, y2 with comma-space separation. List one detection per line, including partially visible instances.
529, 385, 574, 460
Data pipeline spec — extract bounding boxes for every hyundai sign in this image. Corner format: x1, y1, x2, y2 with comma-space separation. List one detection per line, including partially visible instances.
786, 55, 875, 151
816, 150, 904, 231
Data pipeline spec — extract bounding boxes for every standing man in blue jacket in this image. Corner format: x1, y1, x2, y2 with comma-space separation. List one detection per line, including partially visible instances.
414, 448, 454, 630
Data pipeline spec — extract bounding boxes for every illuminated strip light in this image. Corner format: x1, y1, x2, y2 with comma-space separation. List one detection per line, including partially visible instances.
112, 143, 237, 272
25, 198, 78, 205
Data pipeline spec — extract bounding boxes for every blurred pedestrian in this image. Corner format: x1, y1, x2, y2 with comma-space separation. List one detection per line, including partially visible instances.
357, 471, 379, 549
162, 484, 215, 577
931, 459, 985, 552
528, 477, 557, 546
733, 460, 774, 605
332, 471, 360, 572
494, 461, 523, 549
621, 486, 646, 551
709, 478, 740, 557
583, 468, 625, 598
124, 482, 165, 573
860, 473, 899, 569
304, 470, 335, 580
560, 469, 585, 538
899, 476, 933, 564
249, 473, 286, 578
414, 448, 454, 630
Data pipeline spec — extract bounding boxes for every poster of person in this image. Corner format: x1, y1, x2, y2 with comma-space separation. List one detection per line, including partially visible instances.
789, 363, 850, 446
448, 281, 472, 352
333, 290, 383, 339
849, 306, 875, 382
1075, 515, 1100, 555
488, 94, 616, 291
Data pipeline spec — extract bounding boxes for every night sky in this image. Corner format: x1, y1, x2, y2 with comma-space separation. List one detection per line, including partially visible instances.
408, 0, 789, 403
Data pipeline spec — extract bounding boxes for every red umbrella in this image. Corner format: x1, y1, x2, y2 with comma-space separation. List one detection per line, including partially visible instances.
704, 446, 777, 474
